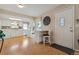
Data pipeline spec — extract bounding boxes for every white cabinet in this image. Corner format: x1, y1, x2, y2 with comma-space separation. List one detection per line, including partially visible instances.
32, 31, 41, 43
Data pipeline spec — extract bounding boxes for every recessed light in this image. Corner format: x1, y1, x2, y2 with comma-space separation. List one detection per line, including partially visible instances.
17, 4, 24, 8
9, 17, 21, 21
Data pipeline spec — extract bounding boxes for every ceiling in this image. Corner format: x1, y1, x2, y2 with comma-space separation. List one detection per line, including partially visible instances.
0, 4, 60, 17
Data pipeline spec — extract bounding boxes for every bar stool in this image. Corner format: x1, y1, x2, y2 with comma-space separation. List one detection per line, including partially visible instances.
43, 36, 51, 45
43, 31, 51, 45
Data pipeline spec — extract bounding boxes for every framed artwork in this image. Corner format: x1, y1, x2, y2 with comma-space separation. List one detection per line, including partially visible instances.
59, 17, 65, 27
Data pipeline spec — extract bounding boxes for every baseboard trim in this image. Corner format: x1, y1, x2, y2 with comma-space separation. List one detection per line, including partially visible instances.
51, 43, 75, 55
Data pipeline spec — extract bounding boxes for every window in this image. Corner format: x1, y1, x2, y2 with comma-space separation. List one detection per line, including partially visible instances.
36, 21, 42, 31
59, 17, 65, 27
23, 24, 28, 30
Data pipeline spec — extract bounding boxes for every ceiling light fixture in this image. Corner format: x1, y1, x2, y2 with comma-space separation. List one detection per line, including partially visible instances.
9, 17, 21, 21
17, 4, 24, 8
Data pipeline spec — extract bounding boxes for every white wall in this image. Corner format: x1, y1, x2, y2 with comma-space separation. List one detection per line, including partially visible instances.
41, 10, 55, 44
41, 5, 74, 49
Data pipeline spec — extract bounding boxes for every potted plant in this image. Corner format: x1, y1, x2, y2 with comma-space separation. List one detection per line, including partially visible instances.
0, 30, 5, 53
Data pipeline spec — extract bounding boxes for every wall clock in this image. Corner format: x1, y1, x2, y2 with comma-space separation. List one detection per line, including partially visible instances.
43, 16, 51, 26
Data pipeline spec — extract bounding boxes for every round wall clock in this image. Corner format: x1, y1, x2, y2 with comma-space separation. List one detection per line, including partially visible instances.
43, 16, 51, 25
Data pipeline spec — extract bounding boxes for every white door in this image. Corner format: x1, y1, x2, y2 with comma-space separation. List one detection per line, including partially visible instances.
54, 8, 74, 49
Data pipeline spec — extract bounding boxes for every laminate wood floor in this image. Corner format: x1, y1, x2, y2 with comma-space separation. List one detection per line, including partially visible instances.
0, 36, 77, 55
